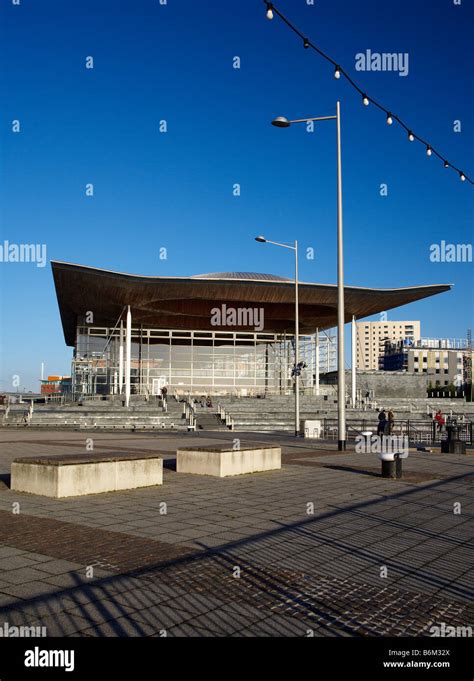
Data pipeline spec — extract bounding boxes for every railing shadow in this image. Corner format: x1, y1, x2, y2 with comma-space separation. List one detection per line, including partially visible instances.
0, 471, 472, 637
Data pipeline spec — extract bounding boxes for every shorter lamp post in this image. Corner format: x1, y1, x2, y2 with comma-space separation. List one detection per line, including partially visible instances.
255, 235, 300, 436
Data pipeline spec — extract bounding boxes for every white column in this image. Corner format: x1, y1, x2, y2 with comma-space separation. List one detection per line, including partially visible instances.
351, 315, 356, 407
315, 328, 320, 396
125, 306, 131, 407
118, 321, 124, 395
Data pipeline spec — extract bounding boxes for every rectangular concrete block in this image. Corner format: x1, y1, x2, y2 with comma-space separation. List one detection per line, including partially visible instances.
176, 445, 281, 477
115, 458, 163, 490
11, 463, 58, 497
11, 457, 163, 498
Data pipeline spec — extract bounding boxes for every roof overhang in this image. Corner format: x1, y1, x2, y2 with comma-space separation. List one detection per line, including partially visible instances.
51, 261, 452, 346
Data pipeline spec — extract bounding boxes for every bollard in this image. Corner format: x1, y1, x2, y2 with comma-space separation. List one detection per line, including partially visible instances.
361, 431, 372, 453
380, 451, 407, 479
381, 454, 403, 479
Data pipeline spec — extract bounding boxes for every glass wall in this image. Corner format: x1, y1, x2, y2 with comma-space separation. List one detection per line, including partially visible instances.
72, 322, 336, 397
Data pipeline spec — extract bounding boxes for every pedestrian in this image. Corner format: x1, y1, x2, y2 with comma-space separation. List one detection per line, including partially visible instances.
387, 409, 395, 435
377, 409, 387, 438
161, 385, 168, 412
434, 409, 445, 433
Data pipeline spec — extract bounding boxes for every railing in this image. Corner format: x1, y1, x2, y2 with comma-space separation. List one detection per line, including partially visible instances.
322, 418, 473, 445
183, 395, 196, 429
216, 403, 233, 430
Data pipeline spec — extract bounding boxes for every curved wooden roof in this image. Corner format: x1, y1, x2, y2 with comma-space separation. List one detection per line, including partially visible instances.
51, 261, 452, 346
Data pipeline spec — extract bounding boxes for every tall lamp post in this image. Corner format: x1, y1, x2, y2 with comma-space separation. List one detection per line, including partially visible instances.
255, 236, 300, 437
271, 101, 346, 450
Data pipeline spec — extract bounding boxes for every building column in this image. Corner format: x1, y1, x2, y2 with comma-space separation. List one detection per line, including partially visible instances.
315, 328, 320, 396
118, 321, 124, 394
125, 306, 131, 407
351, 315, 356, 407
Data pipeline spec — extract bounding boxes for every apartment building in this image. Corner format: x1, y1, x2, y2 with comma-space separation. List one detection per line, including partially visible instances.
356, 320, 420, 370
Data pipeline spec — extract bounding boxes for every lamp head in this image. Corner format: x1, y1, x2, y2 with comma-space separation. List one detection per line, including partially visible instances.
271, 116, 291, 128
255, 236, 266, 243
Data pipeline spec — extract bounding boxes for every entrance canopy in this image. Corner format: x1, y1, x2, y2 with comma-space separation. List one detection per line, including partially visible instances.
51, 261, 452, 346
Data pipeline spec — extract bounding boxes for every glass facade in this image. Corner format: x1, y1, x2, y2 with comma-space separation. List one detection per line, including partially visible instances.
72, 320, 337, 398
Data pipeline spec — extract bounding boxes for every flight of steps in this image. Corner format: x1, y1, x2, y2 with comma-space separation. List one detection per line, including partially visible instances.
194, 408, 228, 431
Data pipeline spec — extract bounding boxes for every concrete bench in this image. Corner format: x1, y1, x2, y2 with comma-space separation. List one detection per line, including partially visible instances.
176, 444, 281, 478
11, 452, 163, 498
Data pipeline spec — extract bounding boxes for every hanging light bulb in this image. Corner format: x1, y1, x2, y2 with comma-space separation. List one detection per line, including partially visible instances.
426, 145, 432, 156
303, 38, 310, 49
386, 113, 393, 125
460, 172, 466, 182
362, 95, 369, 106
266, 3, 274, 19
334, 65, 341, 79
408, 131, 415, 142
444, 160, 449, 169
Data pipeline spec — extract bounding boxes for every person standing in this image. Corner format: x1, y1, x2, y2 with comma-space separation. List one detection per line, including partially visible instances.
387, 409, 395, 435
161, 385, 168, 412
377, 409, 387, 439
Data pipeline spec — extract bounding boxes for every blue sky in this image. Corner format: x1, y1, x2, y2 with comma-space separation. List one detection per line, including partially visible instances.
0, 0, 472, 391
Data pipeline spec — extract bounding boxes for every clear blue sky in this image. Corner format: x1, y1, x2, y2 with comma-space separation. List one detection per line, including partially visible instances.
0, 0, 472, 391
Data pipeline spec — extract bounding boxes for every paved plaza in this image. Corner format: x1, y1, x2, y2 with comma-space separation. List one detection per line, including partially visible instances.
0, 429, 472, 637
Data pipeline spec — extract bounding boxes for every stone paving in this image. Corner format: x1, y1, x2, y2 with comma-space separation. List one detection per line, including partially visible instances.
0, 429, 472, 636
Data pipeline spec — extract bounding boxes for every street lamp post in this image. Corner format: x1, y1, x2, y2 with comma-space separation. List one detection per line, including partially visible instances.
255, 236, 300, 437
271, 102, 346, 450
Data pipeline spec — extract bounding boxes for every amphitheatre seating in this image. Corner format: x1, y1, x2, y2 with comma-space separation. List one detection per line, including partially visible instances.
2, 400, 187, 431
11, 452, 163, 498
216, 395, 474, 433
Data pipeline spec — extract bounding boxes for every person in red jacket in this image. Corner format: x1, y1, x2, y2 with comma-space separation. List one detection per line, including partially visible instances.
434, 410, 445, 432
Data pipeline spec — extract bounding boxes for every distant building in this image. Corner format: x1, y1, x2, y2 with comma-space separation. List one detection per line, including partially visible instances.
380, 338, 472, 389
40, 375, 72, 397
356, 321, 420, 371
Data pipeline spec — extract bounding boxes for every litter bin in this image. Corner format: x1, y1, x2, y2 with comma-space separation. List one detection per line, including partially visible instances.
441, 421, 466, 455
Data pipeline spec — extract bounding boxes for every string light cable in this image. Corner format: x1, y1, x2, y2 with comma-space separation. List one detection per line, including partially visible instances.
263, 2, 472, 184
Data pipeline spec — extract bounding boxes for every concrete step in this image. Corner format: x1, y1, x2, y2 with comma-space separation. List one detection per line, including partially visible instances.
195, 413, 227, 431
